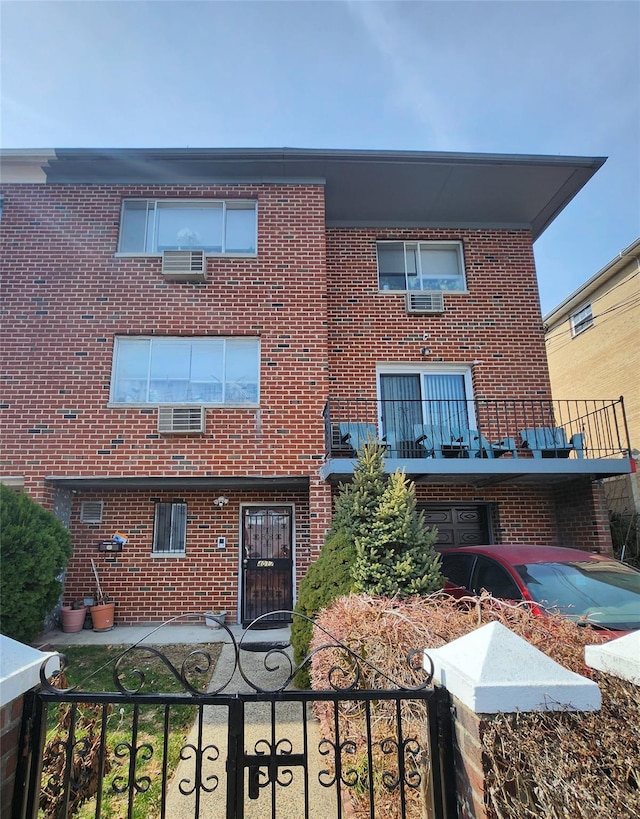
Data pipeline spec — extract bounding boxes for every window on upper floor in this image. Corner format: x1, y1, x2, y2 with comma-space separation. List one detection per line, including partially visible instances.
110, 336, 260, 405
377, 241, 466, 292
118, 200, 257, 255
153, 502, 187, 554
570, 303, 593, 336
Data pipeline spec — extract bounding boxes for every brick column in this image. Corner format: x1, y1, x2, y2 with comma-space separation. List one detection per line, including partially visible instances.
0, 636, 60, 818
0, 695, 24, 818
424, 621, 601, 819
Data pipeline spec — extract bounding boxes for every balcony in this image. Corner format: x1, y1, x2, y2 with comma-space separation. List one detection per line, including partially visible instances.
321, 397, 633, 486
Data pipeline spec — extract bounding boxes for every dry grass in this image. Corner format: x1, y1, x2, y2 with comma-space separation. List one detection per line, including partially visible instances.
310, 593, 640, 818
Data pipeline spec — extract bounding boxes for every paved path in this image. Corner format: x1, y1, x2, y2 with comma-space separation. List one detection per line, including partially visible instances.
166, 641, 337, 819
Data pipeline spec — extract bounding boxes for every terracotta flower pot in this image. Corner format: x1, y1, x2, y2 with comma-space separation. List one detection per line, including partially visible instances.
61, 605, 87, 633
90, 602, 115, 632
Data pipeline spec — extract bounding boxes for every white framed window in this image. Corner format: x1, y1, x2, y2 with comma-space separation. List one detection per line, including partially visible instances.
111, 336, 260, 405
377, 241, 466, 292
570, 303, 593, 336
153, 502, 187, 554
377, 364, 475, 443
118, 199, 257, 255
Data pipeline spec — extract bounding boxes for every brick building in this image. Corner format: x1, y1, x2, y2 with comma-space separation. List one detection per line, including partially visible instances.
0, 148, 633, 626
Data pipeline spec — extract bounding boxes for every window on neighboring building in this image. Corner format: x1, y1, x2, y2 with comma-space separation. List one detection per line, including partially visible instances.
378, 366, 474, 444
153, 502, 187, 554
118, 200, 257, 254
377, 241, 466, 292
111, 336, 260, 405
570, 303, 593, 336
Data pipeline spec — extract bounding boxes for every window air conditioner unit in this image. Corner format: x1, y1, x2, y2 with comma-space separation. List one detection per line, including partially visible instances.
158, 406, 206, 434
406, 292, 445, 314
161, 250, 207, 281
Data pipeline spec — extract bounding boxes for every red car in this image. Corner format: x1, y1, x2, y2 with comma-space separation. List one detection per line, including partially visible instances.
438, 545, 640, 633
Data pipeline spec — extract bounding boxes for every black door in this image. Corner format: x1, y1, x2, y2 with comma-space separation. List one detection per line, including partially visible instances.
241, 506, 293, 626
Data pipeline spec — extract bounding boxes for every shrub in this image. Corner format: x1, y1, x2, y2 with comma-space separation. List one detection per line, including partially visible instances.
311, 594, 639, 819
291, 529, 355, 688
0, 485, 73, 643
352, 469, 443, 597
291, 441, 387, 687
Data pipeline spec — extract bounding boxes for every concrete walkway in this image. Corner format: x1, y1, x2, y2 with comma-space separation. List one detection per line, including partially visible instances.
166, 641, 335, 819
38, 620, 292, 648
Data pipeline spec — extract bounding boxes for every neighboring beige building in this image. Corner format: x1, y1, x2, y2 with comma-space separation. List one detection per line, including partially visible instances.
544, 237, 640, 556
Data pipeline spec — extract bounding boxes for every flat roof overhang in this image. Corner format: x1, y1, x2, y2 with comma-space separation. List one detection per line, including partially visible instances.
45, 475, 309, 492
2, 147, 606, 241
320, 457, 633, 487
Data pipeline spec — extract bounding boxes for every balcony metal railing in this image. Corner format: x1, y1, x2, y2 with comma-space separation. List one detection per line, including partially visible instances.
324, 397, 631, 461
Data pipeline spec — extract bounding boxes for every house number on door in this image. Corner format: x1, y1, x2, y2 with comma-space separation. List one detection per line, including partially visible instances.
256, 559, 274, 568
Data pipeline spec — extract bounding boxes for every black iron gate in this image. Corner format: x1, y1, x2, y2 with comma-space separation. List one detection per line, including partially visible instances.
13, 613, 456, 819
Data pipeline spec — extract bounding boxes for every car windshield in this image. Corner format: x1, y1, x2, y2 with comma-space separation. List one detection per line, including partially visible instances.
514, 560, 640, 630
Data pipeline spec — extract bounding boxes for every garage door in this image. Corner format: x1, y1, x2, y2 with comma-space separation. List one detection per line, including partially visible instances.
419, 504, 491, 547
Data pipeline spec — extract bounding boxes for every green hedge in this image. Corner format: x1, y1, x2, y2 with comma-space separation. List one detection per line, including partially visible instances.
0, 485, 73, 643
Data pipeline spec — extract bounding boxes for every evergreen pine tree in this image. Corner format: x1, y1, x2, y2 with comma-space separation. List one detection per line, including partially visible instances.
352, 469, 443, 598
291, 441, 387, 686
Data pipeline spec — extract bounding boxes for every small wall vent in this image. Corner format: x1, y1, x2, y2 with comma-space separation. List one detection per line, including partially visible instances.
161, 250, 207, 281
158, 406, 206, 434
406, 292, 445, 314
80, 500, 104, 524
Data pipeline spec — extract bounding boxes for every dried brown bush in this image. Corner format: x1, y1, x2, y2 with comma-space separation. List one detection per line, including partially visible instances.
39, 672, 113, 819
310, 593, 639, 818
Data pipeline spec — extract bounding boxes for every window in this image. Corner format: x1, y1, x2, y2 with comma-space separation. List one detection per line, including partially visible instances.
377, 241, 465, 292
111, 336, 260, 405
118, 200, 256, 255
570, 303, 593, 336
378, 366, 474, 446
471, 557, 522, 600
153, 502, 187, 554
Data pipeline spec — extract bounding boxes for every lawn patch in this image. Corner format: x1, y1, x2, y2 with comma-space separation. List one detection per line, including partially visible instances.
41, 643, 222, 819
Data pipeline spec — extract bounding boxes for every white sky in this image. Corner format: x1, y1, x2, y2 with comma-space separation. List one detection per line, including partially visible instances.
1, 0, 638, 313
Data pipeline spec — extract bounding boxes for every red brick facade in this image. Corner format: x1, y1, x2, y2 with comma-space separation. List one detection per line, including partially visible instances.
0, 158, 613, 626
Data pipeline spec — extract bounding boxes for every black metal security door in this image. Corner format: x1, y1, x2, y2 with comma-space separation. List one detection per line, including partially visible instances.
241, 506, 293, 625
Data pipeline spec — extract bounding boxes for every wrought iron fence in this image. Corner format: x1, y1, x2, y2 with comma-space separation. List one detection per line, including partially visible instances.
324, 397, 630, 460
15, 612, 455, 819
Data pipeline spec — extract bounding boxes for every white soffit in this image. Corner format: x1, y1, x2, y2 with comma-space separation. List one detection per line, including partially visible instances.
423, 621, 601, 713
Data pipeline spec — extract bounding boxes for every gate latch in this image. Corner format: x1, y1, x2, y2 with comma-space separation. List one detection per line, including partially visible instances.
248, 766, 260, 800
244, 752, 306, 800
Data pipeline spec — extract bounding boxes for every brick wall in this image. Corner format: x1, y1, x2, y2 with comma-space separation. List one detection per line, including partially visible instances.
64, 488, 310, 623
552, 477, 613, 554
447, 696, 492, 819
326, 227, 551, 401
0, 695, 23, 819
0, 180, 613, 622
0, 182, 329, 495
